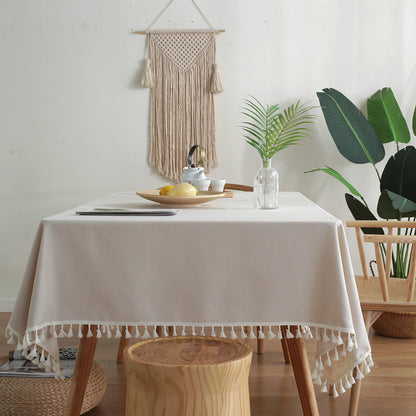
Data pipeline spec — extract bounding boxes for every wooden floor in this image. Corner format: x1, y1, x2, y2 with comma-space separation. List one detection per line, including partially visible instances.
2, 312, 416, 415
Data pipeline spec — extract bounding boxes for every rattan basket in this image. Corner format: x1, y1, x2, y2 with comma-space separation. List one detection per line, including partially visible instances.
372, 311, 416, 339
0, 356, 107, 416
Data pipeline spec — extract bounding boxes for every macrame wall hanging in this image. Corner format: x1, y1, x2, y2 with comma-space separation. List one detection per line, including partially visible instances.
135, 0, 224, 182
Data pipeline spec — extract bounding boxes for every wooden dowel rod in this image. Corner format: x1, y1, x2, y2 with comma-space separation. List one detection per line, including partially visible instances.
132, 29, 225, 34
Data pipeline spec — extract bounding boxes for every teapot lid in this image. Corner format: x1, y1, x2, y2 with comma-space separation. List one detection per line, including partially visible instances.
187, 145, 206, 168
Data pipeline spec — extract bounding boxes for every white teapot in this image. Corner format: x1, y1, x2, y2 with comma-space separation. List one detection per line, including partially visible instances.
180, 145, 207, 183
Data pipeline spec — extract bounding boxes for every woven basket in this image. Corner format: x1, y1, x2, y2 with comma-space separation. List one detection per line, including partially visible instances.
0, 356, 107, 416
372, 311, 416, 339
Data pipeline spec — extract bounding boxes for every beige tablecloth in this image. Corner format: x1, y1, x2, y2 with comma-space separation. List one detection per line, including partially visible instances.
6, 191, 372, 396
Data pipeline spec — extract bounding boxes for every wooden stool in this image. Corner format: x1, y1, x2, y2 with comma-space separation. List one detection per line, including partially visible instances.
124, 336, 252, 416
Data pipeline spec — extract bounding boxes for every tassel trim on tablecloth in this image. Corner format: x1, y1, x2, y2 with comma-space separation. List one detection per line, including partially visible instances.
5, 322, 372, 394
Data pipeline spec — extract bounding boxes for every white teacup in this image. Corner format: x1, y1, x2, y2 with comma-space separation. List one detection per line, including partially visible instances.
191, 178, 211, 191
210, 179, 226, 192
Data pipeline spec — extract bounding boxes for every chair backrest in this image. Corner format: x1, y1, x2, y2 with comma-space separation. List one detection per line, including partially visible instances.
347, 220, 416, 303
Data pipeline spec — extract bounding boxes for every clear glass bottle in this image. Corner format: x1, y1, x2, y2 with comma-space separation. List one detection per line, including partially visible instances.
254, 158, 279, 209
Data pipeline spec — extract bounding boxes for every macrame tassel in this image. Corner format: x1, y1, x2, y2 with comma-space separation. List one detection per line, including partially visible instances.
192, 326, 197, 336
115, 326, 122, 338
230, 326, 237, 339
258, 327, 265, 339
67, 324, 73, 337
321, 382, 328, 393
87, 325, 93, 338
142, 326, 151, 339
219, 326, 226, 338
210, 63, 223, 94
249, 326, 256, 339
181, 326, 187, 336
322, 328, 330, 342
211, 326, 216, 337
200, 326, 206, 336
141, 58, 154, 88
96, 326, 102, 338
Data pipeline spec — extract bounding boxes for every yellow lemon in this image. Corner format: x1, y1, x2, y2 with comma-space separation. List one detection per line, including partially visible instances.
167, 183, 197, 196
159, 185, 174, 195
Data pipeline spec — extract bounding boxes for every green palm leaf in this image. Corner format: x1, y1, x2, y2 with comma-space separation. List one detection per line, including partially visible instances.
413, 105, 416, 136
367, 87, 410, 144
240, 97, 316, 161
306, 166, 364, 200
317, 88, 385, 165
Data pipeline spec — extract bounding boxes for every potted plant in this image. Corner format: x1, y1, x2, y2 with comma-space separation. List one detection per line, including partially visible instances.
309, 87, 416, 337
241, 97, 316, 209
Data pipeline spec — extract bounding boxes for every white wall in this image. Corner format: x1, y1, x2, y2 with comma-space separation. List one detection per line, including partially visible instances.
1, 0, 416, 307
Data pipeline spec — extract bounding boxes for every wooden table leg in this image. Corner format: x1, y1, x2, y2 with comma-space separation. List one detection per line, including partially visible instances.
117, 326, 132, 364
65, 324, 98, 416
286, 327, 319, 416
281, 326, 291, 364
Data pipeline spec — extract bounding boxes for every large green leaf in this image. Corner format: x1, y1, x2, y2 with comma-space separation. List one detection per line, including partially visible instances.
317, 88, 385, 164
377, 189, 401, 219
413, 105, 416, 136
345, 193, 384, 234
380, 146, 416, 203
386, 190, 416, 216
306, 166, 363, 200
367, 87, 410, 144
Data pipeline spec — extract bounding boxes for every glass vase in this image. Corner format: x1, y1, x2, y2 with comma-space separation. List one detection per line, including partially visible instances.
254, 158, 279, 209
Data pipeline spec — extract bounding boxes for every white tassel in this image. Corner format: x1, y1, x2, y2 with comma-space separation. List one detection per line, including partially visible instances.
134, 326, 141, 338
181, 326, 187, 336
58, 325, 66, 338
106, 326, 112, 339
200, 326, 206, 336
230, 326, 237, 339
78, 325, 83, 338
344, 375, 352, 389
115, 326, 122, 338
240, 326, 247, 339
321, 383, 328, 393
96, 326, 102, 338
172, 326, 178, 337
322, 328, 330, 342
315, 328, 321, 341
258, 327, 265, 339
341, 342, 347, 356
211, 326, 216, 337
347, 334, 354, 352
336, 331, 343, 345
67, 324, 73, 337
210, 63, 224, 94
35, 330, 41, 344
153, 326, 159, 338
318, 356, 324, 371
355, 366, 364, 379
285, 328, 294, 339
339, 379, 346, 394
331, 330, 337, 344
87, 325, 93, 337
219, 326, 226, 338
276, 326, 283, 339
141, 58, 154, 88
163, 326, 169, 337
348, 370, 356, 385
296, 326, 302, 339
326, 352, 332, 367
367, 354, 374, 367
249, 326, 256, 339
331, 385, 339, 398
192, 326, 197, 336
333, 347, 339, 362
142, 326, 151, 339
267, 326, 276, 339
40, 348, 46, 363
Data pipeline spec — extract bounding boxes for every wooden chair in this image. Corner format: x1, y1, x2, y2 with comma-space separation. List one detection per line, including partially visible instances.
346, 220, 416, 416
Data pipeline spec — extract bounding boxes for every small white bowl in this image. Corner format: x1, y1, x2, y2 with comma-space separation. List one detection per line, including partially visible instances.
191, 178, 211, 191
210, 179, 226, 192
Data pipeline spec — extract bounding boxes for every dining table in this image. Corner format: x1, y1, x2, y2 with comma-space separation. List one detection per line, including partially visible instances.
6, 190, 372, 416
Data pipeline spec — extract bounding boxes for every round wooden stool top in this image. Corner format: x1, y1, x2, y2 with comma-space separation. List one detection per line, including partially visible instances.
125, 336, 252, 367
